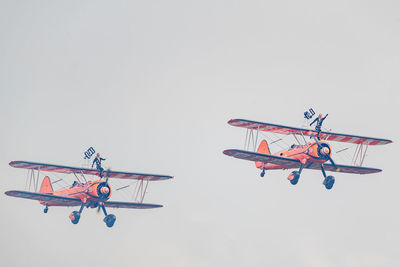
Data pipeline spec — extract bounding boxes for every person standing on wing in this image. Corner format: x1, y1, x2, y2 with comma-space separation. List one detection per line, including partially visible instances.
92, 153, 106, 178
310, 113, 328, 139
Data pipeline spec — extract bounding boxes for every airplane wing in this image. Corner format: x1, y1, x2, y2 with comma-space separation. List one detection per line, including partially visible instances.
228, 119, 392, 145
309, 163, 382, 174
104, 201, 163, 209
223, 149, 301, 169
9, 161, 173, 181
5, 190, 82, 206
223, 149, 382, 175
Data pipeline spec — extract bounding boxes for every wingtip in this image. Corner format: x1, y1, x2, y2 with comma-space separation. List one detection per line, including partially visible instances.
4, 190, 17, 196
222, 149, 234, 156
9, 161, 25, 167
227, 119, 238, 125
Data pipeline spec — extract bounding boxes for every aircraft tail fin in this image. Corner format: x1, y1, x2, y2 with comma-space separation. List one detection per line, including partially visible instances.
255, 139, 270, 168
39, 176, 53, 193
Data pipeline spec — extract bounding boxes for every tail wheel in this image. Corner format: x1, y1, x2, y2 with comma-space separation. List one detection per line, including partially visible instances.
104, 214, 116, 228
44, 206, 48, 214
323, 175, 335, 190
260, 170, 265, 177
69, 211, 81, 224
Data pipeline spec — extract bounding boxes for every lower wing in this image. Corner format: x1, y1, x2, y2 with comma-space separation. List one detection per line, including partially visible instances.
104, 201, 163, 209
223, 149, 382, 175
223, 149, 301, 169
315, 163, 381, 174
5, 190, 82, 206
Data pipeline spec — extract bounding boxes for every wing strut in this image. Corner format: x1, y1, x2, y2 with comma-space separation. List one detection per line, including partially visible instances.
292, 134, 302, 145
244, 126, 260, 151
351, 143, 369, 166
132, 179, 150, 203
78, 170, 88, 183
25, 168, 41, 192
72, 172, 83, 184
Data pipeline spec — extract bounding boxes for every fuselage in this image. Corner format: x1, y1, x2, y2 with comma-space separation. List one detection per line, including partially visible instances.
260, 141, 332, 170
40, 179, 112, 207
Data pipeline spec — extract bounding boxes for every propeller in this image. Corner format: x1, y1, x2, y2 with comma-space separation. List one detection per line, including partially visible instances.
311, 135, 338, 170
97, 169, 112, 213
105, 168, 111, 183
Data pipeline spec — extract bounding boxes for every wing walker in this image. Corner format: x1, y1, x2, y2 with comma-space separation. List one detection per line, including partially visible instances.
5, 148, 173, 227
4, 112, 393, 228
223, 111, 392, 190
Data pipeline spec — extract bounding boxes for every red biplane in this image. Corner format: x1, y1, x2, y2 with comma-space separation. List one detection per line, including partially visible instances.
5, 161, 173, 227
223, 118, 392, 190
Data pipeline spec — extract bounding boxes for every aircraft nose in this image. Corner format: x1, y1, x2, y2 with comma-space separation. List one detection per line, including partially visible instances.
100, 186, 109, 195
321, 147, 330, 155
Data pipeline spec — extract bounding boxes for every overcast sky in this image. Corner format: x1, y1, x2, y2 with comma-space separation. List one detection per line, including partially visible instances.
0, 1, 399, 266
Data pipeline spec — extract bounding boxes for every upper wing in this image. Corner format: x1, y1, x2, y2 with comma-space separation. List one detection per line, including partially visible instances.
223, 149, 301, 169
228, 119, 392, 145
5, 190, 82, 206
104, 201, 163, 209
9, 161, 173, 181
309, 163, 381, 174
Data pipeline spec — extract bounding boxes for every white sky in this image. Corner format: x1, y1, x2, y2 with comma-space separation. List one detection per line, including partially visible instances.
0, 1, 399, 266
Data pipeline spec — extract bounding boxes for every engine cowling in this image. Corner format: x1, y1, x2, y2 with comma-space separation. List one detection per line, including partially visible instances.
308, 141, 332, 160
87, 180, 112, 200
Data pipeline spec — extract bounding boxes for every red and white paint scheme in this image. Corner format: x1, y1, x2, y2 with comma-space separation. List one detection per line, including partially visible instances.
5, 161, 173, 227
228, 119, 392, 146
224, 118, 392, 190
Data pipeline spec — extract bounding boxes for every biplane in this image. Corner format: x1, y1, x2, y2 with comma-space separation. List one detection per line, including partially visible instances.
5, 161, 173, 227
223, 117, 392, 190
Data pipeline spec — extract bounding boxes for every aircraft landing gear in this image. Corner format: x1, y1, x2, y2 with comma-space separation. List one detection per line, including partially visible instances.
69, 211, 81, 224
104, 214, 116, 228
100, 204, 116, 228
288, 164, 304, 185
323, 175, 335, 190
321, 165, 335, 190
69, 203, 85, 225
260, 169, 265, 177
44, 206, 48, 214
288, 171, 300, 185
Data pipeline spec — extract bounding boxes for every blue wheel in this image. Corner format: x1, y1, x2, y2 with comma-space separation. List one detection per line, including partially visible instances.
289, 171, 300, 185
324, 176, 335, 190
104, 214, 116, 228
260, 170, 265, 177
290, 177, 299, 185
70, 211, 80, 224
